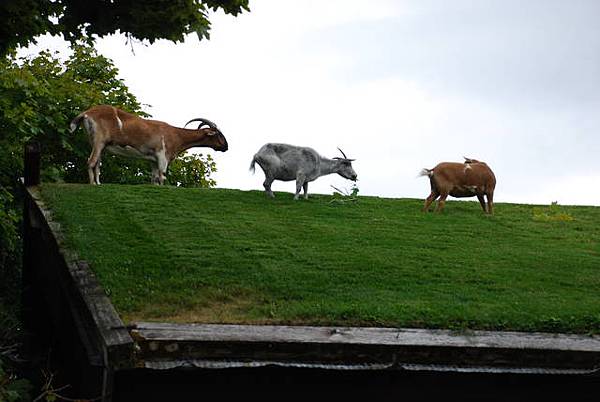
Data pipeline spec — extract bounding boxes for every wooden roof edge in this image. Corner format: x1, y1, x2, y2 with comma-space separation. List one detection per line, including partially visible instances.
131, 322, 600, 352
129, 322, 600, 373
25, 186, 136, 369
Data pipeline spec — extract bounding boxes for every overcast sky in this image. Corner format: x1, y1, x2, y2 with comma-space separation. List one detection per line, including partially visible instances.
24, 0, 600, 205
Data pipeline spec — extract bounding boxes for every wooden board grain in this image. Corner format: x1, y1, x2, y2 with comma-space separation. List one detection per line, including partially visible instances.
131, 322, 600, 373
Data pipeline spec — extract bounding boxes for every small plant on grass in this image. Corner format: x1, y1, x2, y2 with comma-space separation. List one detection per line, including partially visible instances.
330, 183, 359, 204
533, 201, 575, 222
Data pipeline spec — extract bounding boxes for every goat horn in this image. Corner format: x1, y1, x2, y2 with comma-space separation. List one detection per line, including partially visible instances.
463, 156, 480, 164
184, 118, 219, 130
337, 147, 349, 159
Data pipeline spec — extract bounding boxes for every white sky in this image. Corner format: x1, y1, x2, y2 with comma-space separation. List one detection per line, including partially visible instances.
21, 0, 600, 206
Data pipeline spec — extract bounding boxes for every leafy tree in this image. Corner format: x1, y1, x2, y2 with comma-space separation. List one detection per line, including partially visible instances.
168, 153, 218, 188
0, 0, 249, 56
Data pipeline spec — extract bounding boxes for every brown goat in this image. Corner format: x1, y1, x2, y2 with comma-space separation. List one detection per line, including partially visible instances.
419, 157, 496, 214
69, 105, 228, 185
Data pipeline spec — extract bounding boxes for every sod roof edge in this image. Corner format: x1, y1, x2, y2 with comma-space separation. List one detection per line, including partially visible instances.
27, 185, 600, 374
25, 185, 135, 369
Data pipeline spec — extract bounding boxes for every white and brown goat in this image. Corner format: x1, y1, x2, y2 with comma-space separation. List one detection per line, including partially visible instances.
419, 157, 496, 214
69, 105, 228, 185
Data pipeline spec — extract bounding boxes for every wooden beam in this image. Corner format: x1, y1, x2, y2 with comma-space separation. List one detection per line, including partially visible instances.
24, 141, 40, 186
131, 322, 600, 373
23, 186, 137, 401
27, 186, 135, 368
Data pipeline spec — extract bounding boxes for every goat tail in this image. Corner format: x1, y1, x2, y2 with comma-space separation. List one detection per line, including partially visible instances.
249, 156, 257, 174
418, 168, 433, 178
69, 112, 85, 133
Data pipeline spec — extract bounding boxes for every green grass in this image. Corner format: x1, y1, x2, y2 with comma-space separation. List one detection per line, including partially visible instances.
39, 184, 600, 333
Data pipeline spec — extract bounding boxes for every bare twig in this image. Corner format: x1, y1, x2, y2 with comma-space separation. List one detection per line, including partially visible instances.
33, 368, 103, 402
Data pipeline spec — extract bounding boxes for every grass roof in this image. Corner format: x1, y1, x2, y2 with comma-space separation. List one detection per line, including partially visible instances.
39, 184, 600, 333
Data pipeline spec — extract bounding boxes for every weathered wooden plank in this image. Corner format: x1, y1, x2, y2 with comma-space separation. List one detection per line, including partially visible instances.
132, 323, 600, 351
131, 322, 600, 372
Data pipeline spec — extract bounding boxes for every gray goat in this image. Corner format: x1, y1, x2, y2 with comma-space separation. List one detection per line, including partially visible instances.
249, 143, 357, 200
